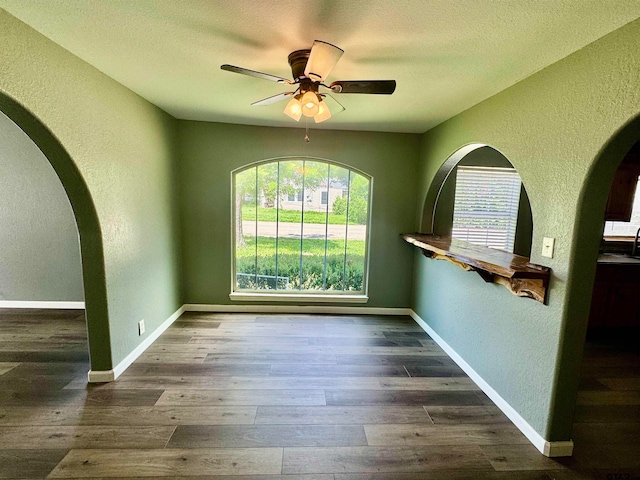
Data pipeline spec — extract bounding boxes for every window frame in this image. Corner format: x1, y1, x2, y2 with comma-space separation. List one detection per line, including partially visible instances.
229, 156, 373, 303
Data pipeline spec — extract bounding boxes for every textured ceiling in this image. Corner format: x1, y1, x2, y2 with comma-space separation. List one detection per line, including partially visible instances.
1, 0, 639, 133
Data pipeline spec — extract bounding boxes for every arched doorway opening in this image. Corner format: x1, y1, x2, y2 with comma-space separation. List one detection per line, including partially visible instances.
0, 91, 111, 372
0, 110, 83, 305
558, 114, 640, 464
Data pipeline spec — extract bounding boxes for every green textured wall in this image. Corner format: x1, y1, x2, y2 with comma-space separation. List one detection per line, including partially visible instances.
413, 18, 640, 441
0, 111, 83, 302
0, 10, 182, 369
177, 122, 420, 307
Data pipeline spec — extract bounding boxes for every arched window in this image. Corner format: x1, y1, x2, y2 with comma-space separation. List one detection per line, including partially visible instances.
232, 158, 371, 299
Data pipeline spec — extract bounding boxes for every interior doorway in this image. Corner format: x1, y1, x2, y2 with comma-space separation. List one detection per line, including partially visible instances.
0, 92, 112, 372
566, 120, 640, 472
0, 107, 89, 382
0, 110, 84, 307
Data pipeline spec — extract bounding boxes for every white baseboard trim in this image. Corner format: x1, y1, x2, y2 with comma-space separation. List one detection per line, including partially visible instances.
543, 441, 575, 457
409, 309, 573, 458
0, 300, 85, 309
87, 305, 185, 383
184, 303, 412, 316
85, 369, 115, 383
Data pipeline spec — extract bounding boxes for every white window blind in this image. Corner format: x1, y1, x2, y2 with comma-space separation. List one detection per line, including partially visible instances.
452, 166, 522, 253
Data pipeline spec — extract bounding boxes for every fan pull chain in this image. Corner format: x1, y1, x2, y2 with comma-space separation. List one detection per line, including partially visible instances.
304, 117, 310, 143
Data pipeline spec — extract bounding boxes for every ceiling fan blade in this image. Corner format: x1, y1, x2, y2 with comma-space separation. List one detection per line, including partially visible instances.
323, 94, 345, 114
304, 40, 344, 82
330, 80, 396, 94
251, 92, 296, 106
221, 64, 293, 84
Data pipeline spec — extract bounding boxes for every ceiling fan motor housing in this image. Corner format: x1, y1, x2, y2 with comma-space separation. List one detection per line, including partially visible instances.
287, 49, 311, 81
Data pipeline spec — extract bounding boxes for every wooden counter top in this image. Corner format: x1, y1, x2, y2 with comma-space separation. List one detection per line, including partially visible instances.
402, 233, 551, 303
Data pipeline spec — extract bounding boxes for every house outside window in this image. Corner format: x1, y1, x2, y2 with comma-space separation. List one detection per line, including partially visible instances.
232, 159, 371, 298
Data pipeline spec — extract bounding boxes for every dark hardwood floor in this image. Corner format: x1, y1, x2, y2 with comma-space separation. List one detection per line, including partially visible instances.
564, 328, 640, 479
0, 308, 638, 479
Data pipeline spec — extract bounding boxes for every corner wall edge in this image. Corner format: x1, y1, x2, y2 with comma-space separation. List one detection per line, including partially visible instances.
87, 305, 185, 383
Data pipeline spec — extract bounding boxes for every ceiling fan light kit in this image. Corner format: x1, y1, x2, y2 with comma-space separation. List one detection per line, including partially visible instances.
315, 100, 331, 123
221, 39, 396, 138
283, 94, 303, 121
300, 91, 320, 117
284, 92, 331, 124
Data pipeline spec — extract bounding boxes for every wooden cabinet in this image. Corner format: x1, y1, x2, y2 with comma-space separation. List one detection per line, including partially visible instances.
588, 260, 640, 329
604, 148, 640, 222
605, 162, 640, 221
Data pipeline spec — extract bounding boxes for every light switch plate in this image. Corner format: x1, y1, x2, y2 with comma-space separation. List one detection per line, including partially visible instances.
542, 237, 555, 258
138, 319, 145, 336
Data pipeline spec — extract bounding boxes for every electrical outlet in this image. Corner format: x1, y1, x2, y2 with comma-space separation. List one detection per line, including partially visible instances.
541, 237, 555, 259
138, 319, 145, 336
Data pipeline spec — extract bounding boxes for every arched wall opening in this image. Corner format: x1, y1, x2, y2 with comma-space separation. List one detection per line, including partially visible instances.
0, 110, 84, 304
421, 143, 534, 257
547, 113, 640, 440
0, 92, 112, 371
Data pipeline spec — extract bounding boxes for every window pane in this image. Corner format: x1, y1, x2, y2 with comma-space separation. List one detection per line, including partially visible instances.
300, 161, 330, 291
277, 160, 303, 290
235, 167, 257, 290
452, 166, 521, 253
254, 162, 278, 289
344, 172, 369, 291
326, 164, 349, 291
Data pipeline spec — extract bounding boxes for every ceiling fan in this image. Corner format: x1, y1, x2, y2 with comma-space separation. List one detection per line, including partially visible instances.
221, 40, 396, 124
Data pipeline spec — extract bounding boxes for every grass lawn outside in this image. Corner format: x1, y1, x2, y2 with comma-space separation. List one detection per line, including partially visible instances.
236, 236, 365, 291
241, 205, 364, 225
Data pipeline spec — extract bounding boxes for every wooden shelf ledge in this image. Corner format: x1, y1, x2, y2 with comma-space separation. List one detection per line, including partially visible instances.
402, 233, 550, 303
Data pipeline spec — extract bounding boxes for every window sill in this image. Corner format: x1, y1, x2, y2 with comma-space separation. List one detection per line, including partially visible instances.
229, 292, 369, 303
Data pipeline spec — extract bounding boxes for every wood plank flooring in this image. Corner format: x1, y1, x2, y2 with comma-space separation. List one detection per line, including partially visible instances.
563, 328, 640, 478
0, 308, 638, 479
